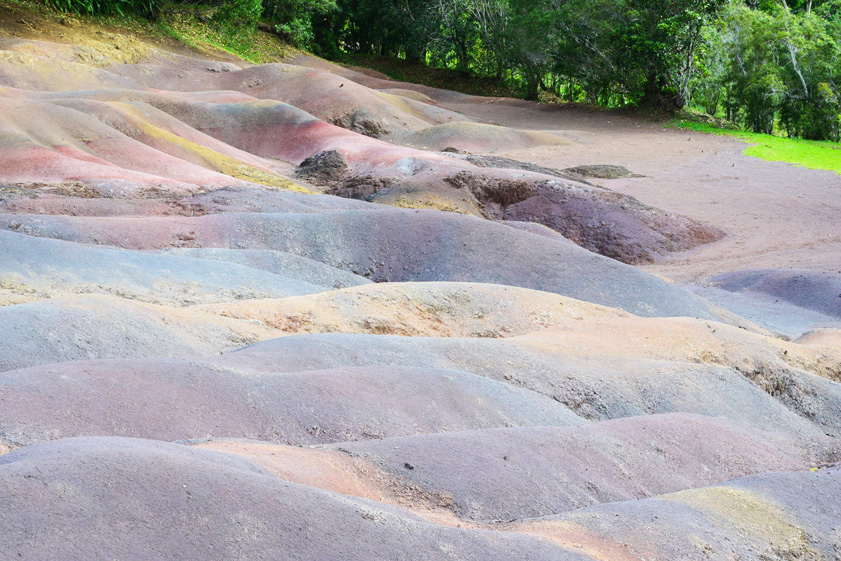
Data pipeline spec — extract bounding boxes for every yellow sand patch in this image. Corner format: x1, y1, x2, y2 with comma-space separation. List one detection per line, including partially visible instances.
390, 193, 479, 216
0, 50, 109, 90
383, 88, 435, 103
796, 329, 841, 352
112, 102, 311, 193
0, 289, 38, 306
378, 90, 416, 116
513, 317, 841, 383
1, 22, 155, 68
196, 282, 630, 339
0, 440, 17, 456
25, 29, 156, 68
663, 487, 821, 558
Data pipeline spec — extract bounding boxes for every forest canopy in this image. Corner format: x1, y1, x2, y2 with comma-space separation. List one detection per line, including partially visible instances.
311, 0, 840, 140
43, 0, 841, 140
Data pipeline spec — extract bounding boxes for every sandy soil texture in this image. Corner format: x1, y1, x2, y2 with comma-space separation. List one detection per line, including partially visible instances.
0, 19, 839, 561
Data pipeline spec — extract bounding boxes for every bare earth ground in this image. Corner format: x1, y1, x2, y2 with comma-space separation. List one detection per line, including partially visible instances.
433, 97, 841, 334
444, 98, 841, 281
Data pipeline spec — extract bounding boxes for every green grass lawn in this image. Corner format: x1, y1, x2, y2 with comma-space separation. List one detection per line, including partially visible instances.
673, 120, 841, 175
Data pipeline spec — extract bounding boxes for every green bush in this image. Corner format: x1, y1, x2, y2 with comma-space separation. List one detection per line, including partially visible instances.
262, 0, 336, 47
45, 0, 161, 18
212, 0, 262, 30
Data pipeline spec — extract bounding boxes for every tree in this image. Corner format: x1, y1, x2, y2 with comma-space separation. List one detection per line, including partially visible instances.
706, 1, 840, 139
691, 22, 728, 115
542, 0, 726, 108
776, 5, 841, 139
428, 0, 477, 71
717, 4, 784, 133
470, 0, 509, 79
263, 0, 337, 46
507, 0, 555, 99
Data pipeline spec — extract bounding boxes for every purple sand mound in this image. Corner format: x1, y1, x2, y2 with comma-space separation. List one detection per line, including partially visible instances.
711, 269, 841, 318
159, 247, 372, 289
215, 333, 841, 438
0, 437, 586, 561
0, 209, 733, 321
0, 82, 722, 264
330, 414, 813, 521
689, 269, 841, 336
0, 361, 583, 446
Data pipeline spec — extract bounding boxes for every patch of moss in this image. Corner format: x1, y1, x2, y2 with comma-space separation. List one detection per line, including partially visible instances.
672, 119, 841, 175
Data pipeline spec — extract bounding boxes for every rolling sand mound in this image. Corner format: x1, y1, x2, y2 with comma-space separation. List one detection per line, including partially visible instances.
512, 467, 841, 561
197, 282, 630, 338
332, 414, 815, 521
401, 121, 573, 152
212, 332, 841, 438
0, 95, 300, 195
0, 36, 726, 263
0, 437, 584, 561
194, 439, 469, 525
689, 269, 841, 337
0, 209, 733, 320
0, 178, 367, 218
110, 59, 470, 138
1, 18, 839, 559
0, 294, 277, 371
161, 247, 372, 289
0, 229, 325, 305
797, 328, 841, 350
0, 362, 582, 446
711, 269, 841, 317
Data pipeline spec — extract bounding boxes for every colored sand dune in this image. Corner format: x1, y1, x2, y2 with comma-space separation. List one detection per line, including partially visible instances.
0, 14, 839, 561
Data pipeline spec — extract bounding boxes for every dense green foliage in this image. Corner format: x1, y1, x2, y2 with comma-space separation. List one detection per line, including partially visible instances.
310, 0, 841, 140
699, 1, 840, 140
311, 0, 728, 107
265, 0, 335, 45
43, 0, 335, 43
44, 0, 161, 17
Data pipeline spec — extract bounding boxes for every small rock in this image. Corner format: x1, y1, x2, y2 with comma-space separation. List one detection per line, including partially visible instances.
295, 150, 349, 186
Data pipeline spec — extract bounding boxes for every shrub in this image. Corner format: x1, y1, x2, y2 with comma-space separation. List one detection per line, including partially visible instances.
262, 0, 336, 47
212, 0, 262, 30
45, 0, 162, 18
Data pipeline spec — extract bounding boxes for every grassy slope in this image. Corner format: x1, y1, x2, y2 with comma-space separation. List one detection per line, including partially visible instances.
674, 121, 841, 176
0, 0, 302, 65
156, 13, 307, 64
